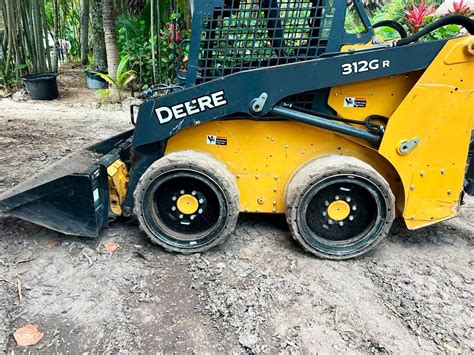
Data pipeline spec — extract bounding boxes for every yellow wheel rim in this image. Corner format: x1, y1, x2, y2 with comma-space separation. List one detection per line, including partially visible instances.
177, 194, 199, 215
327, 200, 351, 221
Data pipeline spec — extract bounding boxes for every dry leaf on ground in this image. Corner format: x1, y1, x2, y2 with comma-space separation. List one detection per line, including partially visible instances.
13, 324, 44, 347
103, 241, 119, 253
45, 239, 61, 249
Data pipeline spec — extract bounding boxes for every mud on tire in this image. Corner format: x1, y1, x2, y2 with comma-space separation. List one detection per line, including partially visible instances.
285, 155, 395, 260
134, 151, 240, 253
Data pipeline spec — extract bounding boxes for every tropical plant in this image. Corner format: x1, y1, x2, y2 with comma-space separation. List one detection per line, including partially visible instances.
94, 55, 136, 102
0, 0, 53, 89
159, 12, 190, 83
404, 1, 436, 32
117, 8, 190, 88
117, 14, 154, 88
58, 0, 82, 60
450, 0, 471, 15
96, 88, 112, 103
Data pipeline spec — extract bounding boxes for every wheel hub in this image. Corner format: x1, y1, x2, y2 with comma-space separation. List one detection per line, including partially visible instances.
327, 200, 350, 221
177, 194, 199, 215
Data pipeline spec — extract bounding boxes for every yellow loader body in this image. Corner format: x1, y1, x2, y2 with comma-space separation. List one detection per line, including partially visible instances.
166, 37, 474, 230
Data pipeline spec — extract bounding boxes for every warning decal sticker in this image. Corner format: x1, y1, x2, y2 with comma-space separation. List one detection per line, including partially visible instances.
207, 135, 228, 146
344, 97, 367, 108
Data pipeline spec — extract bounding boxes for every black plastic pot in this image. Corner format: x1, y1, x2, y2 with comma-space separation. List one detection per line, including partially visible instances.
22, 73, 59, 100
85, 70, 107, 90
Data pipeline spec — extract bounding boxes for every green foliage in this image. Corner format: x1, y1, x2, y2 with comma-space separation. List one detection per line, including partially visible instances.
384, 0, 407, 22
367, 0, 464, 40
1, 0, 53, 89
94, 56, 136, 102
345, 8, 366, 34
44, 0, 82, 61
159, 12, 189, 84
426, 24, 462, 40
116, 11, 189, 88
0, 61, 24, 90
96, 88, 112, 104
117, 14, 154, 89
62, 2, 82, 60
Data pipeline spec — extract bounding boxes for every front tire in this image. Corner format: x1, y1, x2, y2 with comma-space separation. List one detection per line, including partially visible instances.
285, 156, 395, 260
134, 151, 239, 253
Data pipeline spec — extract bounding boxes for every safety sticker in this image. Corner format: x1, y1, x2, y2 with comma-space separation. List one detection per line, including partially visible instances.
344, 97, 367, 108
93, 188, 100, 203
207, 135, 228, 146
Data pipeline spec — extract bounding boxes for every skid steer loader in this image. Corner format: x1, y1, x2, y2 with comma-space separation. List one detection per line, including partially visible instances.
1, 0, 473, 259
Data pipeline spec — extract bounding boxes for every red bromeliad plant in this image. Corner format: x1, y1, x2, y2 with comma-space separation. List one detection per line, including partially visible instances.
404, 2, 437, 32
449, 0, 471, 15
162, 23, 182, 43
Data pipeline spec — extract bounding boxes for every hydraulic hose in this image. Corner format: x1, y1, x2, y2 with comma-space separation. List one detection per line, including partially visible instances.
365, 115, 389, 136
396, 15, 474, 47
285, 104, 389, 137
373, 20, 408, 39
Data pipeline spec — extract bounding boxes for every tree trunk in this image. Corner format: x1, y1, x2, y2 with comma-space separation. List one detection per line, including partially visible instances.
90, 0, 107, 72
102, 0, 119, 78
80, 0, 90, 65
150, 0, 157, 84
32, 0, 45, 72
52, 0, 60, 72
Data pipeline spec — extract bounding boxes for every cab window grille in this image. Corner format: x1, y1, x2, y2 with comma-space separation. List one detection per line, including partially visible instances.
198, 0, 334, 83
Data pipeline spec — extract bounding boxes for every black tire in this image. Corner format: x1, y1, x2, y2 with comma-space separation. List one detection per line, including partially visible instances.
134, 151, 239, 253
285, 156, 395, 260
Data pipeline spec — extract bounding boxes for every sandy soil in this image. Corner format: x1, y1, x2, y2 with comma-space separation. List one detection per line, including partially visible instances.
0, 69, 473, 353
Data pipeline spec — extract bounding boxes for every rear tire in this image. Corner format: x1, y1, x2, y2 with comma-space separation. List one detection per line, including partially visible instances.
285, 156, 395, 260
134, 151, 239, 253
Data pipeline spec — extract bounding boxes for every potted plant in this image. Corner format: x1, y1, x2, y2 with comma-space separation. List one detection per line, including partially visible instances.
85, 56, 108, 90
22, 72, 59, 100
93, 56, 136, 102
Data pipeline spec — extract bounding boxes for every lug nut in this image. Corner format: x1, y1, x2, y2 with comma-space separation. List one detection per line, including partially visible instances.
322, 211, 327, 216
171, 206, 177, 211
198, 208, 203, 214
179, 214, 184, 219
349, 215, 354, 221
335, 195, 340, 200
199, 199, 204, 204
346, 197, 351, 202
191, 215, 196, 220
328, 219, 334, 225
172, 196, 177, 201
338, 221, 344, 227
180, 190, 185, 195
325, 201, 330, 207
192, 191, 197, 196
352, 205, 357, 211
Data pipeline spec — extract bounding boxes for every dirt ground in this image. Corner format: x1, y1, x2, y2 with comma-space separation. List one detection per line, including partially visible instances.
0, 68, 473, 353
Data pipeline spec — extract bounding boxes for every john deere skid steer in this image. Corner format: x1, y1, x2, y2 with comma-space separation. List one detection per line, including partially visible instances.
1, 0, 473, 259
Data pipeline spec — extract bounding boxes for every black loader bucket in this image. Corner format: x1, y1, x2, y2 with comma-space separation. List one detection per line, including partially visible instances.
0, 130, 133, 238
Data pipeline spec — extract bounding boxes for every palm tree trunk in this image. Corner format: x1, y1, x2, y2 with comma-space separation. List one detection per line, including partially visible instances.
91, 0, 107, 72
102, 0, 119, 78
80, 0, 90, 65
